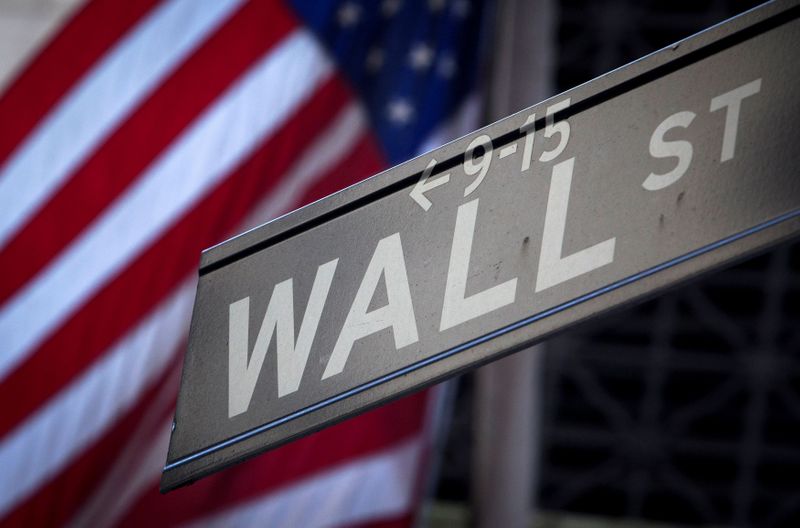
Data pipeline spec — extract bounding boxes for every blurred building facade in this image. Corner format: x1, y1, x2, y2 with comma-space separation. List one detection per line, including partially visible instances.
436, 1, 800, 527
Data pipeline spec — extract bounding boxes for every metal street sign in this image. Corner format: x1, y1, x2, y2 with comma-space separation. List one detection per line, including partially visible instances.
162, 0, 800, 491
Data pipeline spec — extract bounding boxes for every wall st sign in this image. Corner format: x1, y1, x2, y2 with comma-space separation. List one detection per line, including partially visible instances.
162, 1, 800, 492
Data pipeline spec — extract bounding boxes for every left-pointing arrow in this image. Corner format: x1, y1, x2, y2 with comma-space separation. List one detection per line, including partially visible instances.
410, 158, 451, 211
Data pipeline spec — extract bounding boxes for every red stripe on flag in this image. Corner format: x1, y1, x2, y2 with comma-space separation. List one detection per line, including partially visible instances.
116, 391, 429, 527
296, 133, 386, 207
0, 0, 296, 306
0, 77, 355, 440
1, 352, 181, 527
0, 0, 163, 169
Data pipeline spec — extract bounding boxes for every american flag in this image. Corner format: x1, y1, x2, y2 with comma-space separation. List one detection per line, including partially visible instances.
0, 0, 486, 525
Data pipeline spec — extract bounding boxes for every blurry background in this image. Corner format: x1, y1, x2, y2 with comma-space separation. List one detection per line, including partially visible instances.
2, 1, 798, 527
435, 1, 800, 527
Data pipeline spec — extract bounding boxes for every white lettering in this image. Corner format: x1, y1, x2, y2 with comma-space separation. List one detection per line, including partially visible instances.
464, 135, 493, 197
410, 158, 450, 211
710, 78, 761, 162
228, 259, 338, 417
520, 113, 536, 172
322, 233, 418, 379
536, 157, 616, 292
642, 110, 696, 191
440, 199, 518, 330
539, 99, 571, 162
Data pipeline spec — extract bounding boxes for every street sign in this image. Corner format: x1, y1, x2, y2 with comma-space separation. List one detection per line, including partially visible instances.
162, 0, 800, 492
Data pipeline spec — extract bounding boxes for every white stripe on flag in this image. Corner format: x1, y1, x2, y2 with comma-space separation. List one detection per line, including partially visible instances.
239, 102, 367, 230
0, 31, 332, 381
182, 438, 422, 528
0, 278, 195, 519
0, 0, 246, 250
416, 93, 481, 156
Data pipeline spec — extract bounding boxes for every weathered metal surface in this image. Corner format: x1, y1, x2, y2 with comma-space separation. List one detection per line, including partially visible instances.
162, 0, 800, 492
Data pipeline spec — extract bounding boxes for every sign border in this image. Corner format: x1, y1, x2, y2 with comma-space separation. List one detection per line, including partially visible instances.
162, 0, 800, 492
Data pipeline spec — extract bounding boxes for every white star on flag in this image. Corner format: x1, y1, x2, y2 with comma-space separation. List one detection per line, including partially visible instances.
409, 42, 435, 71
382, 0, 402, 17
337, 2, 361, 27
387, 98, 415, 125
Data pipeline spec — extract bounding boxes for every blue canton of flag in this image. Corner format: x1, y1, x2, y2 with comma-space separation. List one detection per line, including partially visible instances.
290, 0, 488, 164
